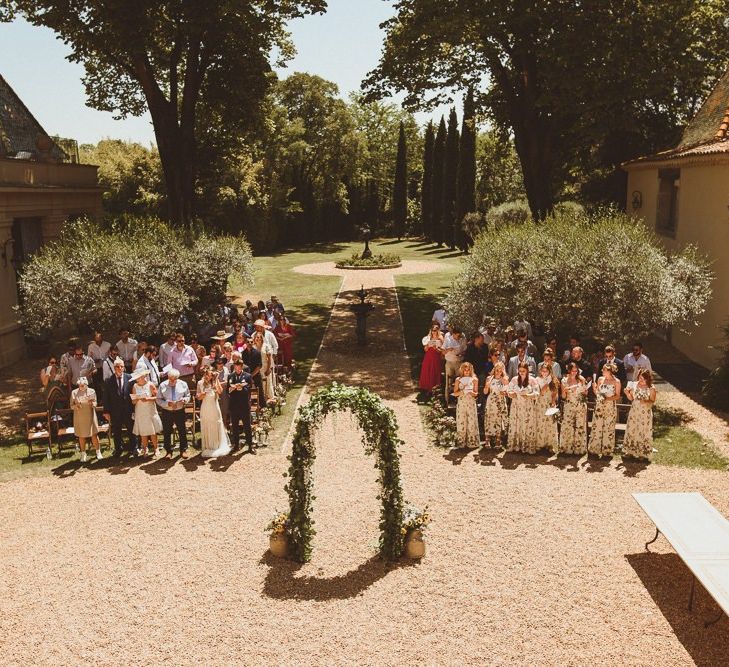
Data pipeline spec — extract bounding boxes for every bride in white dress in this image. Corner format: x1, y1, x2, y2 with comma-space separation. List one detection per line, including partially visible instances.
196, 366, 232, 458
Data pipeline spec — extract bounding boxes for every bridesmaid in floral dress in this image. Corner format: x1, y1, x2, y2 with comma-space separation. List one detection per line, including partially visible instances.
483, 361, 509, 448
588, 362, 621, 457
454, 362, 480, 448
534, 364, 559, 453
558, 362, 588, 455
622, 368, 656, 461
506, 362, 539, 453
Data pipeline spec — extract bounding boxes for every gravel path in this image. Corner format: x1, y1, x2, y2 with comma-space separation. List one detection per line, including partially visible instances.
1, 267, 728, 666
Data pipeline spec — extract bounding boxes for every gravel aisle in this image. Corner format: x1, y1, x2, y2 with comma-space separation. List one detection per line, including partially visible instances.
1, 264, 728, 666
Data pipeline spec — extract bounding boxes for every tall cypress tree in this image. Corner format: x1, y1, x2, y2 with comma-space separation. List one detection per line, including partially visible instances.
456, 89, 477, 250
443, 107, 460, 249
421, 121, 435, 239
431, 117, 447, 246
392, 121, 408, 240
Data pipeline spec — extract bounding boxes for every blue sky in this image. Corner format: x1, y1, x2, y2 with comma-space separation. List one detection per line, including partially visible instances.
0, 1, 453, 146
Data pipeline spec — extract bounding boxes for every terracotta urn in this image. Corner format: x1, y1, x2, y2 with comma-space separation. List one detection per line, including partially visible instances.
405, 529, 425, 559
269, 533, 288, 558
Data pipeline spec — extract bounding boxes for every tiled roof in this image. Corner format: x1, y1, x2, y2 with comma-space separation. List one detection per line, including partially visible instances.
627, 138, 729, 166
0, 74, 66, 161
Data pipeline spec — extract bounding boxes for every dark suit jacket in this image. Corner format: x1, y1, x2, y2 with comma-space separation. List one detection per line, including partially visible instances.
227, 370, 252, 411
104, 372, 133, 416
242, 347, 262, 374
598, 357, 627, 385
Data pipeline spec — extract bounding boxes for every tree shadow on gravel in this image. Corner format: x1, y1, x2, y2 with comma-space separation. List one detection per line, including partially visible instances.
626, 552, 729, 667
615, 458, 650, 478
260, 552, 417, 601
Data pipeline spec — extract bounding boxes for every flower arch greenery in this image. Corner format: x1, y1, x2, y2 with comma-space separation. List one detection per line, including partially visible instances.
284, 383, 405, 563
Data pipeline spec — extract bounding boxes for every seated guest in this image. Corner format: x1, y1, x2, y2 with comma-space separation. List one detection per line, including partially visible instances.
135, 344, 161, 386
506, 341, 536, 379
598, 345, 627, 385
537, 348, 562, 380
156, 368, 191, 459
623, 341, 652, 383
169, 334, 198, 385
115, 328, 138, 372
274, 315, 296, 368
66, 345, 96, 389
70, 376, 102, 462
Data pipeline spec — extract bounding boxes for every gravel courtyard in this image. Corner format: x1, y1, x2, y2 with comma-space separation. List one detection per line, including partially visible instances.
1, 266, 727, 666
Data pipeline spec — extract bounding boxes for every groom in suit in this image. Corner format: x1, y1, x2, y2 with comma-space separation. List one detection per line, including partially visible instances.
228, 358, 254, 453
103, 357, 136, 457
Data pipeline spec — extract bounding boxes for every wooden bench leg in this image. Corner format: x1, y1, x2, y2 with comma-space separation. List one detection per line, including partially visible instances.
704, 609, 724, 628
645, 527, 660, 551
688, 576, 696, 611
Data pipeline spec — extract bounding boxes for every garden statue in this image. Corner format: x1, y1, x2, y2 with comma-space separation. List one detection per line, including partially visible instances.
361, 226, 373, 259
350, 285, 374, 346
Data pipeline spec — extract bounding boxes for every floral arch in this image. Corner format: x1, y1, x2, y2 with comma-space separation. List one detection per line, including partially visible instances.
284, 383, 405, 563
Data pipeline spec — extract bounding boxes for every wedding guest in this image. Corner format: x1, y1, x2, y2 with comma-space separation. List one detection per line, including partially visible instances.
197, 365, 232, 458
537, 348, 562, 380
563, 345, 592, 380
41, 356, 68, 412
130, 367, 162, 457
156, 368, 191, 459
59, 338, 78, 384
214, 356, 230, 426
87, 331, 110, 393
483, 362, 509, 448
623, 368, 656, 460
264, 301, 279, 329
233, 331, 248, 353
419, 324, 444, 393
442, 327, 466, 400
101, 346, 120, 381
254, 318, 279, 358
561, 336, 580, 363
432, 304, 447, 331
158, 332, 177, 369
66, 345, 95, 390
222, 341, 234, 362
274, 315, 296, 368
490, 340, 506, 365
506, 341, 536, 379
194, 344, 207, 380
506, 362, 539, 453
227, 350, 243, 373
453, 362, 480, 449
478, 320, 496, 346
558, 362, 588, 455
588, 362, 622, 457
598, 345, 627, 385
534, 364, 559, 453
242, 338, 264, 402
71, 376, 102, 462
623, 341, 652, 383
104, 358, 136, 457
464, 332, 489, 402
510, 329, 537, 358
256, 300, 266, 315
253, 331, 275, 402
135, 344, 161, 386
513, 315, 533, 341
115, 328, 138, 372
169, 334, 198, 385
131, 340, 148, 369
271, 295, 285, 314
228, 358, 254, 452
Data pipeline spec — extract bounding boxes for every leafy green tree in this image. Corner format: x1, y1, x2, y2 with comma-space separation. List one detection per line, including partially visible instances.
79, 140, 165, 218
476, 130, 525, 211
4, 1, 326, 225
17, 217, 254, 336
421, 122, 435, 239
443, 108, 459, 249
431, 117, 447, 246
445, 207, 713, 342
456, 90, 477, 249
364, 0, 729, 218
702, 322, 729, 411
392, 122, 408, 240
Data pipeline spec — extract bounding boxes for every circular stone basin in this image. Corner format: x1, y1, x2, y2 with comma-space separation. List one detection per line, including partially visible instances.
334, 262, 403, 270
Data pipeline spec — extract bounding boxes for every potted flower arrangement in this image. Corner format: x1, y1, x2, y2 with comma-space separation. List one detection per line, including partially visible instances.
401, 505, 431, 559
265, 510, 290, 558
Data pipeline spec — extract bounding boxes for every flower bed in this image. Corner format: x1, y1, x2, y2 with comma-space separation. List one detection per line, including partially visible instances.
335, 252, 402, 269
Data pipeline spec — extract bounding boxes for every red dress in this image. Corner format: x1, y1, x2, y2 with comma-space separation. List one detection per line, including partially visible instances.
274, 323, 296, 367
419, 337, 443, 391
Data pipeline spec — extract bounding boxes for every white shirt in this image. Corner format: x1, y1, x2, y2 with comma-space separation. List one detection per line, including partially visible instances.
87, 340, 111, 368
623, 353, 652, 382
513, 319, 533, 340
432, 309, 447, 330
135, 355, 161, 386
101, 355, 117, 381
263, 329, 279, 355
158, 341, 175, 368
443, 333, 466, 363
116, 338, 138, 364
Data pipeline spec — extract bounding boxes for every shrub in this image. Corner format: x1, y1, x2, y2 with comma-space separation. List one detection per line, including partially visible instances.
335, 252, 402, 268
702, 321, 729, 411
17, 216, 254, 336
484, 200, 531, 229
422, 396, 458, 448
446, 206, 712, 344
461, 211, 488, 241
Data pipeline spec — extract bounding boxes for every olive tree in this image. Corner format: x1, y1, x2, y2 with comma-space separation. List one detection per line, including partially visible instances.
17, 217, 254, 336
445, 207, 712, 343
